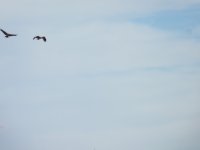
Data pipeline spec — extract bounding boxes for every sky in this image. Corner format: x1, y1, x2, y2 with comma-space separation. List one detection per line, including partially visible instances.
0, 0, 200, 150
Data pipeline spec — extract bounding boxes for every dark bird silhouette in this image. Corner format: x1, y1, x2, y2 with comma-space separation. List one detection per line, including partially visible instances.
33, 36, 47, 42
0, 29, 17, 38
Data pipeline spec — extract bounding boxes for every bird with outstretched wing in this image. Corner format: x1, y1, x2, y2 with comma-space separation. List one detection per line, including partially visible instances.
33, 36, 47, 42
0, 29, 17, 38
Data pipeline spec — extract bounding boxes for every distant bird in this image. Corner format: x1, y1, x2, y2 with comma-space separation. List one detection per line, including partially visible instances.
0, 29, 17, 38
33, 36, 47, 42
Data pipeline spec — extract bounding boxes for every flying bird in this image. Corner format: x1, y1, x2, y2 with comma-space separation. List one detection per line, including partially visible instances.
33, 36, 47, 42
0, 29, 17, 38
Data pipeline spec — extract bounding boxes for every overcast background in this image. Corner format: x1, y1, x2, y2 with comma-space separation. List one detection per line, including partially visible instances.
0, 0, 200, 150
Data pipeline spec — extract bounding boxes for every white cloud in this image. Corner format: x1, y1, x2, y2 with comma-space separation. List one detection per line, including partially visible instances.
19, 21, 200, 78
29, 117, 200, 150
1, 2, 200, 150
0, 0, 200, 20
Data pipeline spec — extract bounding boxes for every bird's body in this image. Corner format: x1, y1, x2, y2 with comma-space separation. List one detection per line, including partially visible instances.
33, 36, 47, 42
0, 29, 17, 38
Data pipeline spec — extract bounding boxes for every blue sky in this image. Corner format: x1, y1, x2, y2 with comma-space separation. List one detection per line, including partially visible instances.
134, 6, 200, 29
0, 1, 200, 150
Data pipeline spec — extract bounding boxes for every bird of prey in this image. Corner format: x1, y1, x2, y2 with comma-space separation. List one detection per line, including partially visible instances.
33, 36, 47, 42
0, 29, 17, 38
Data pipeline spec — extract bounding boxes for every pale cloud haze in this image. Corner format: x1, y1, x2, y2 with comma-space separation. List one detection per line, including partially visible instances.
0, 0, 200, 150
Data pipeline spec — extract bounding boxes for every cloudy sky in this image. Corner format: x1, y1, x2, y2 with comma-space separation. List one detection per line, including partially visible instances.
0, 0, 200, 150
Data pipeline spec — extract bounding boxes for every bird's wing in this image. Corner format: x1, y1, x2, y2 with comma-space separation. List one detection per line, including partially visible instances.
0, 29, 8, 35
9, 34, 17, 36
33, 36, 39, 40
43, 37, 47, 42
